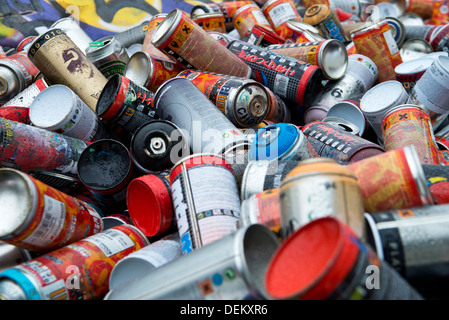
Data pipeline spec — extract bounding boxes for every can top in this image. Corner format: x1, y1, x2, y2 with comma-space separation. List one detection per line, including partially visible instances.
303, 4, 331, 24
151, 9, 183, 48
0, 67, 20, 102
169, 153, 233, 180
400, 38, 433, 54
322, 116, 361, 136
394, 57, 434, 76
29, 85, 79, 130
124, 51, 153, 88
326, 101, 366, 136
360, 80, 408, 114
0, 169, 36, 239
319, 39, 348, 80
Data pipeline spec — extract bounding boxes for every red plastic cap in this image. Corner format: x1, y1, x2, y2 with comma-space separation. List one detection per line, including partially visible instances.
265, 217, 360, 300
126, 174, 173, 237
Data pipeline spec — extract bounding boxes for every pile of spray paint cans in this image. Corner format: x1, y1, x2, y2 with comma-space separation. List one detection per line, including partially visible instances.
1, 0, 449, 301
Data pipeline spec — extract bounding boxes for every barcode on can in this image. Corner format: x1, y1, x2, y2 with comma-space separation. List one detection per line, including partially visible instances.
268, 3, 298, 28
274, 74, 289, 97
85, 228, 134, 257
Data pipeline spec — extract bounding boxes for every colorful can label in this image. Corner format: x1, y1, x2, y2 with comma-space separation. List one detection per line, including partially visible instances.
233, 4, 275, 39
262, 0, 303, 39
0, 52, 40, 89
193, 13, 226, 33
142, 14, 175, 64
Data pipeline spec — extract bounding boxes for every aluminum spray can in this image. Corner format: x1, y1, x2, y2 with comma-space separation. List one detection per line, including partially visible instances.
104, 224, 279, 300
141, 14, 175, 64
262, 0, 303, 40
325, 99, 368, 136
281, 20, 323, 43
192, 12, 227, 33
151, 9, 251, 78
169, 154, 241, 255
0, 168, 104, 253
113, 20, 151, 48
0, 225, 149, 300
394, 57, 434, 94
303, 4, 350, 43
177, 69, 270, 128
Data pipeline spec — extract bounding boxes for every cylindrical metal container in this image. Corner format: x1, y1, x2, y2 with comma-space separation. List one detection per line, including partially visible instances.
326, 100, 367, 136
265, 216, 423, 300
126, 173, 174, 238
192, 12, 227, 33
95, 74, 157, 135
169, 154, 241, 255
399, 39, 434, 62
130, 120, 189, 174
351, 18, 403, 83
382, 104, 440, 165
27, 29, 108, 113
405, 0, 433, 19
432, 0, 449, 24
0, 225, 149, 300
0, 52, 40, 104
151, 9, 251, 78
153, 77, 248, 155
177, 69, 270, 128
108, 234, 181, 291
0, 168, 104, 253
346, 145, 435, 212
246, 25, 285, 48
322, 115, 361, 136
112, 20, 151, 48
282, 19, 323, 43
262, 0, 303, 40
267, 39, 348, 80
141, 14, 175, 64
104, 224, 279, 300
303, 4, 350, 43
0, 241, 31, 273
248, 122, 318, 162
226, 39, 324, 108
279, 158, 365, 240
233, 4, 276, 40
85, 36, 129, 79
394, 57, 434, 94
360, 80, 409, 143
50, 17, 93, 54
29, 85, 108, 142
301, 121, 385, 163
265, 88, 292, 123
16, 36, 37, 53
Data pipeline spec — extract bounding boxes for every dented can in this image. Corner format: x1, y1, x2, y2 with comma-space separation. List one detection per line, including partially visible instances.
0, 225, 149, 300
262, 0, 303, 40
169, 154, 241, 255
0, 168, 104, 253
177, 69, 270, 128
303, 4, 350, 43
233, 4, 276, 40
27, 29, 108, 113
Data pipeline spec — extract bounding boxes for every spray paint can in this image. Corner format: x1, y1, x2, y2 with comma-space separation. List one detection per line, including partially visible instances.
267, 39, 349, 80
246, 25, 286, 48
95, 74, 157, 135
394, 57, 435, 93
50, 17, 93, 54
399, 39, 434, 62
16, 36, 36, 53
141, 14, 175, 64
192, 12, 226, 33
153, 77, 249, 155
232, 4, 277, 40
177, 69, 270, 128
303, 4, 350, 43
29, 85, 108, 142
169, 154, 241, 255
325, 99, 367, 136
130, 119, 189, 173
77, 139, 135, 213
0, 241, 32, 273
350, 18, 403, 83
382, 104, 440, 165
227, 39, 324, 108
112, 20, 151, 48
279, 158, 365, 240
0, 52, 40, 104
151, 9, 251, 78
104, 224, 279, 300
265, 216, 423, 300
262, 0, 303, 40
85, 36, 129, 79
301, 121, 385, 163
0, 225, 149, 300
27, 29, 108, 113
0, 168, 104, 253
108, 234, 181, 291
265, 88, 292, 123
346, 145, 435, 212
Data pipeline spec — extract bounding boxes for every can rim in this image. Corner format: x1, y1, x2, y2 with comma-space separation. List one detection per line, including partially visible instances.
151, 9, 182, 48
319, 39, 348, 80
169, 153, 231, 180
363, 212, 385, 261
124, 51, 154, 89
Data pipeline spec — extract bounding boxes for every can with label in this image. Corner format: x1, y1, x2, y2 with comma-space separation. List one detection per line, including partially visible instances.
265, 216, 423, 300
267, 39, 348, 80
262, 0, 303, 40
405, 0, 433, 19
346, 145, 434, 212
432, 0, 449, 24
227, 39, 324, 108
126, 173, 175, 238
326, 99, 367, 136
77, 139, 135, 213
0, 78, 48, 124
130, 120, 189, 173
16, 36, 36, 53
360, 80, 409, 143
0, 225, 149, 300
177, 69, 270, 128
0, 168, 104, 253
153, 77, 248, 155
233, 4, 276, 40
104, 224, 279, 300
246, 24, 285, 48
279, 158, 365, 240
0, 52, 40, 104
29, 85, 108, 143
303, 4, 350, 43
108, 234, 181, 291
265, 88, 292, 123
282, 20, 323, 43
27, 29, 108, 113
301, 121, 385, 163
169, 154, 241, 255
394, 57, 434, 94
50, 17, 93, 54
382, 104, 440, 165
192, 12, 226, 34
95, 74, 157, 135
248, 122, 318, 162
85, 36, 129, 79
151, 9, 251, 78
351, 18, 403, 83
141, 14, 175, 64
